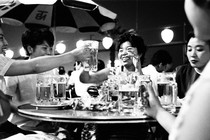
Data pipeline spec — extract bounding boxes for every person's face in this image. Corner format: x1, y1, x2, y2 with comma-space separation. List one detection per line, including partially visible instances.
185, 0, 210, 40
155, 63, 172, 73
165, 63, 173, 72
118, 41, 138, 67
187, 37, 210, 69
0, 28, 8, 56
30, 41, 52, 58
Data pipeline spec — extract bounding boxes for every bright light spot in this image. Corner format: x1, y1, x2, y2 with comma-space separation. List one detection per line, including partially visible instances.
77, 40, 99, 49
161, 28, 174, 43
56, 42, 66, 54
19, 47, 27, 57
91, 40, 99, 48
76, 40, 84, 48
5, 49, 14, 58
102, 36, 113, 49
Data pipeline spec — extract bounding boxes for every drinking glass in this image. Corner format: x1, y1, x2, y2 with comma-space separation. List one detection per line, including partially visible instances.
52, 75, 67, 101
36, 74, 53, 104
106, 75, 120, 111
81, 40, 99, 71
118, 72, 139, 114
157, 72, 177, 108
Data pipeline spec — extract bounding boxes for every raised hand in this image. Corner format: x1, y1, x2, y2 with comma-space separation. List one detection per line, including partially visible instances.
132, 54, 143, 74
143, 83, 162, 118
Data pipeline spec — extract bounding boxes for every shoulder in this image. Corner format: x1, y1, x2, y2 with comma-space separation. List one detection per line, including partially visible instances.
142, 64, 156, 74
5, 75, 18, 83
176, 64, 194, 73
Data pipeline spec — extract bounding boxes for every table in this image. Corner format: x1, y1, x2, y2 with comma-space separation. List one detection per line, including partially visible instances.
18, 104, 161, 139
18, 104, 156, 124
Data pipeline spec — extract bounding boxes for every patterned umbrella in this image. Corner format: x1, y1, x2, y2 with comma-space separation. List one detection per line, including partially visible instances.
0, 0, 117, 33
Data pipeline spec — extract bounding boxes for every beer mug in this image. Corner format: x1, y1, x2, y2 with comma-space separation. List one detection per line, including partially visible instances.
80, 40, 99, 71
157, 72, 177, 107
118, 72, 139, 114
36, 74, 52, 104
52, 75, 66, 100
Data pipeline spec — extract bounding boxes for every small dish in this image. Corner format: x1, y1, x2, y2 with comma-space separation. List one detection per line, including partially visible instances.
31, 103, 67, 110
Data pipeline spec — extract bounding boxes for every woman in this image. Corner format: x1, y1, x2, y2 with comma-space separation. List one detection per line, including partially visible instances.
80, 29, 149, 140
80, 29, 147, 83
176, 32, 210, 98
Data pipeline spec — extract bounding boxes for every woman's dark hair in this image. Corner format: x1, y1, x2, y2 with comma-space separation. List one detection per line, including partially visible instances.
186, 31, 210, 48
21, 28, 54, 56
117, 29, 147, 64
186, 31, 195, 43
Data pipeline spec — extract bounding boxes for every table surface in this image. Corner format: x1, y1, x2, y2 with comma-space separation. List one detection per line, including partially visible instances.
18, 104, 156, 124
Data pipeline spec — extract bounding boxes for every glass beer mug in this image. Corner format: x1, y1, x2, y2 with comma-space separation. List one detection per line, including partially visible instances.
79, 40, 99, 72
118, 72, 139, 114
52, 75, 67, 100
157, 72, 177, 107
36, 74, 52, 104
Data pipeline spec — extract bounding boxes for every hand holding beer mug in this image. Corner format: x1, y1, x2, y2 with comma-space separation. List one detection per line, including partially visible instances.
77, 40, 99, 71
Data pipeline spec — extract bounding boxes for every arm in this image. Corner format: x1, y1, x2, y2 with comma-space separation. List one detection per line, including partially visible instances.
144, 83, 176, 133
80, 68, 110, 83
5, 47, 90, 76
155, 107, 176, 133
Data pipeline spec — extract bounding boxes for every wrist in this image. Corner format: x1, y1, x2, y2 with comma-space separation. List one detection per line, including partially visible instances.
155, 107, 166, 120
68, 51, 75, 63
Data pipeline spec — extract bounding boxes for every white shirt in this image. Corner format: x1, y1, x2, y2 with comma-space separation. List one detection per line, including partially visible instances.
0, 54, 14, 93
68, 68, 96, 98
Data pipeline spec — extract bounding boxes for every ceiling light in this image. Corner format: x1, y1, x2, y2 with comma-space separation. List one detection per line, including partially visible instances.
102, 36, 113, 49
161, 28, 174, 43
